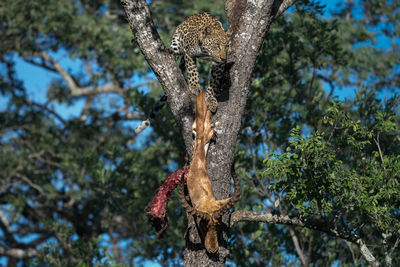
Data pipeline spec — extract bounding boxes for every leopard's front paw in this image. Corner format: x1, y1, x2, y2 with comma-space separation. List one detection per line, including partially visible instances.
167, 48, 180, 61
189, 84, 202, 95
205, 94, 218, 113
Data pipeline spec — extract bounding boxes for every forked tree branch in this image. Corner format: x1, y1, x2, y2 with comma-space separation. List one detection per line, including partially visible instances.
39, 52, 124, 97
23, 52, 150, 122
120, 0, 194, 151
230, 210, 380, 267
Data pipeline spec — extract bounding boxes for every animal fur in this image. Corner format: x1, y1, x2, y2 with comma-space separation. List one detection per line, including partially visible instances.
180, 92, 240, 253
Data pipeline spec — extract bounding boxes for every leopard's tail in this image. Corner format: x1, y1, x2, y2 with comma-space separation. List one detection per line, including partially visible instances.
135, 94, 168, 134
212, 162, 241, 219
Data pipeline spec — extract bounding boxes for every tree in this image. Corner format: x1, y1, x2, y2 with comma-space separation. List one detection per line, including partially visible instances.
0, 0, 399, 266
121, 0, 300, 265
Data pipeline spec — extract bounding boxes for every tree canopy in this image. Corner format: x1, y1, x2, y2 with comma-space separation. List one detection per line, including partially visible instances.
0, 0, 399, 266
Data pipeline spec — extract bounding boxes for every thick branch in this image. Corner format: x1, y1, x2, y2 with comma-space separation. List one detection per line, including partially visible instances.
273, 0, 298, 19
0, 247, 38, 259
230, 210, 306, 228
39, 52, 124, 97
120, 0, 194, 150
230, 210, 380, 266
40, 52, 78, 92
69, 83, 124, 97
207, 0, 299, 218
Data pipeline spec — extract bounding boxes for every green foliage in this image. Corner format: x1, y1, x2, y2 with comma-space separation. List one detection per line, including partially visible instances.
264, 97, 400, 262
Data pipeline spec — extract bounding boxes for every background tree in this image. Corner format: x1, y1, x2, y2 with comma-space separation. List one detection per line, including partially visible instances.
0, 0, 399, 266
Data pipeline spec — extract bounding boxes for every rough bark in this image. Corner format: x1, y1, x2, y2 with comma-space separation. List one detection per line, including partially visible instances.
197, 0, 295, 263
120, 0, 194, 151
120, 0, 297, 265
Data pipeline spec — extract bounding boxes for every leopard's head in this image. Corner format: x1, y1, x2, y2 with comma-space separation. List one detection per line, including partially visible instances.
199, 21, 229, 63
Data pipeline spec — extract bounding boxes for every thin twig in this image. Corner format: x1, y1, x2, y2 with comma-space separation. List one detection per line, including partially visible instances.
289, 227, 308, 267
373, 132, 386, 171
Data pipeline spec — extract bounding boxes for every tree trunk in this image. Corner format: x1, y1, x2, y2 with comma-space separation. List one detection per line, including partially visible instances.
120, 0, 297, 265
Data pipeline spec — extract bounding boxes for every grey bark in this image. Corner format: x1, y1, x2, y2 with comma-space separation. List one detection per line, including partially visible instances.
0, 247, 38, 259
120, 0, 297, 265
120, 0, 194, 152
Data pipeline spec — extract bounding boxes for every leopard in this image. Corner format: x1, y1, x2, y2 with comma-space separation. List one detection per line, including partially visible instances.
134, 13, 229, 135
170, 12, 230, 113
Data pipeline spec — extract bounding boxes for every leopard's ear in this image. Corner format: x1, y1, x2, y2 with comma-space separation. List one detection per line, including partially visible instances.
215, 20, 223, 28
200, 26, 212, 43
203, 26, 212, 36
